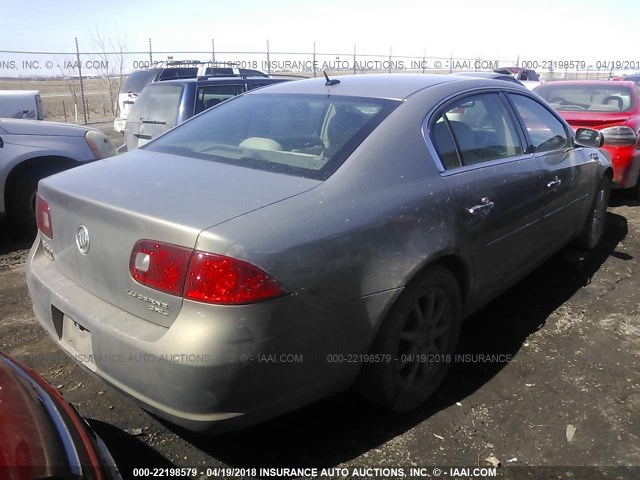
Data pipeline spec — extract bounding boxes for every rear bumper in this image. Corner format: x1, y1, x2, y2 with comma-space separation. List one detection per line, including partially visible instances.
26, 238, 365, 433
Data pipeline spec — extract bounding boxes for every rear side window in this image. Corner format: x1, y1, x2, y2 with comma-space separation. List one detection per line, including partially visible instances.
508, 94, 569, 153
195, 84, 246, 114
146, 93, 399, 180
430, 93, 523, 169
128, 84, 184, 125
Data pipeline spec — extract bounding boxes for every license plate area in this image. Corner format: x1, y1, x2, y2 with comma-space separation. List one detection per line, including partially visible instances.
60, 314, 96, 371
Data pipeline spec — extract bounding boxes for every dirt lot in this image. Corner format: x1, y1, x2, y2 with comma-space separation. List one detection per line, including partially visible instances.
0, 189, 639, 479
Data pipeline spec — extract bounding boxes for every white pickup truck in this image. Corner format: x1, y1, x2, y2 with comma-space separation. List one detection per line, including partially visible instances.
0, 90, 44, 120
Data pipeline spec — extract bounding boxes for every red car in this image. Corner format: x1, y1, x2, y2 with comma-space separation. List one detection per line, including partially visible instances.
0, 352, 120, 480
534, 80, 640, 193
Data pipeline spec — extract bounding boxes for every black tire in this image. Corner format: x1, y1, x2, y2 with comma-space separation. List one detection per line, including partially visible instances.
7, 169, 58, 235
357, 267, 462, 412
574, 176, 611, 250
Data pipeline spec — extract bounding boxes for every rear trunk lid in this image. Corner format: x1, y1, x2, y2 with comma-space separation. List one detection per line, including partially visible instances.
37, 150, 320, 327
559, 111, 631, 129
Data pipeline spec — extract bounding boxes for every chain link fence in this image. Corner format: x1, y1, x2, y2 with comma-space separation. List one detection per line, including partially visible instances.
0, 39, 618, 124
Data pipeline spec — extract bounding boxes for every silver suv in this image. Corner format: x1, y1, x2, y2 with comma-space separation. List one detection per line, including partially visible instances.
114, 62, 269, 133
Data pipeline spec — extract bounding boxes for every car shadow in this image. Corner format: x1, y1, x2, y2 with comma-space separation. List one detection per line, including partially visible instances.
133, 213, 630, 469
609, 189, 640, 207
87, 419, 176, 480
0, 218, 34, 255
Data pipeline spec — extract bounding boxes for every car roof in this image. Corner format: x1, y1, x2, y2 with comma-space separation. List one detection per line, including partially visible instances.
244, 73, 501, 100
539, 80, 637, 87
448, 72, 524, 84
148, 76, 284, 86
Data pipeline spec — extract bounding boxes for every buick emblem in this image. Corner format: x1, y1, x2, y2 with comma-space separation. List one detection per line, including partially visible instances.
76, 225, 90, 254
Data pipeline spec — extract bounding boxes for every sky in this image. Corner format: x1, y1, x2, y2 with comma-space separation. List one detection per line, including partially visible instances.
2, 0, 640, 75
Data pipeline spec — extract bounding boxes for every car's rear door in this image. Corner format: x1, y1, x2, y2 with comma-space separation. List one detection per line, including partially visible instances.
507, 93, 599, 251
428, 91, 545, 306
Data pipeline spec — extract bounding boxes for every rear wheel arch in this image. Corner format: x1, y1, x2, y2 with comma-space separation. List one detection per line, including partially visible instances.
5, 155, 78, 198
401, 254, 470, 316
5, 155, 78, 231
357, 259, 466, 411
370, 254, 471, 339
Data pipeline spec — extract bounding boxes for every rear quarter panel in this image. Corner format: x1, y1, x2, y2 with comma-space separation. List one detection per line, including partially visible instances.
196, 84, 471, 357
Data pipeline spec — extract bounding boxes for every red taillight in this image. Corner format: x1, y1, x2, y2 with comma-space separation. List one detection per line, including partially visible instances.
35, 194, 53, 239
184, 252, 288, 305
129, 240, 192, 296
129, 240, 287, 305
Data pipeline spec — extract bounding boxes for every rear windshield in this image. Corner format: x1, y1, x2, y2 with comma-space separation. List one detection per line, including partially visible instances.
146, 93, 399, 180
127, 83, 184, 125
121, 70, 159, 94
158, 68, 199, 80
535, 84, 634, 112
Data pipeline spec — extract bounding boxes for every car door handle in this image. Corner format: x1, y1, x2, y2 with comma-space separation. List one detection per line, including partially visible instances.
547, 177, 562, 189
467, 197, 495, 215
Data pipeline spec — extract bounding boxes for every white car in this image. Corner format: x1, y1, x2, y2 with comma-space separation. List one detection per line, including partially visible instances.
0, 119, 115, 232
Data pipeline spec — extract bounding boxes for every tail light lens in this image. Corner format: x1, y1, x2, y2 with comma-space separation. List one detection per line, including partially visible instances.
129, 240, 192, 296
129, 240, 287, 305
600, 126, 638, 147
35, 194, 53, 239
184, 252, 287, 305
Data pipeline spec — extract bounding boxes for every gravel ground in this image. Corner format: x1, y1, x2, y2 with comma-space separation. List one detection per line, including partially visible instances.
0, 190, 638, 480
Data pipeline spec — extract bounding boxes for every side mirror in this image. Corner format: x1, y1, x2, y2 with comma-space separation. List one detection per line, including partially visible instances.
574, 128, 604, 148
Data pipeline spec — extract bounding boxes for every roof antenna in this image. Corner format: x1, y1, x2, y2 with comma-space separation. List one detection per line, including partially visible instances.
323, 71, 340, 86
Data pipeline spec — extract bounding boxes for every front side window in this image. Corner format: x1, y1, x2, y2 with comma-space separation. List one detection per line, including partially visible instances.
128, 84, 183, 125
146, 93, 399, 180
508, 94, 569, 153
430, 93, 524, 169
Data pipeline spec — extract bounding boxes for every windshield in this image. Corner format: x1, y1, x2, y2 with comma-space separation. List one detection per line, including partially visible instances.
535, 84, 634, 112
145, 93, 400, 180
